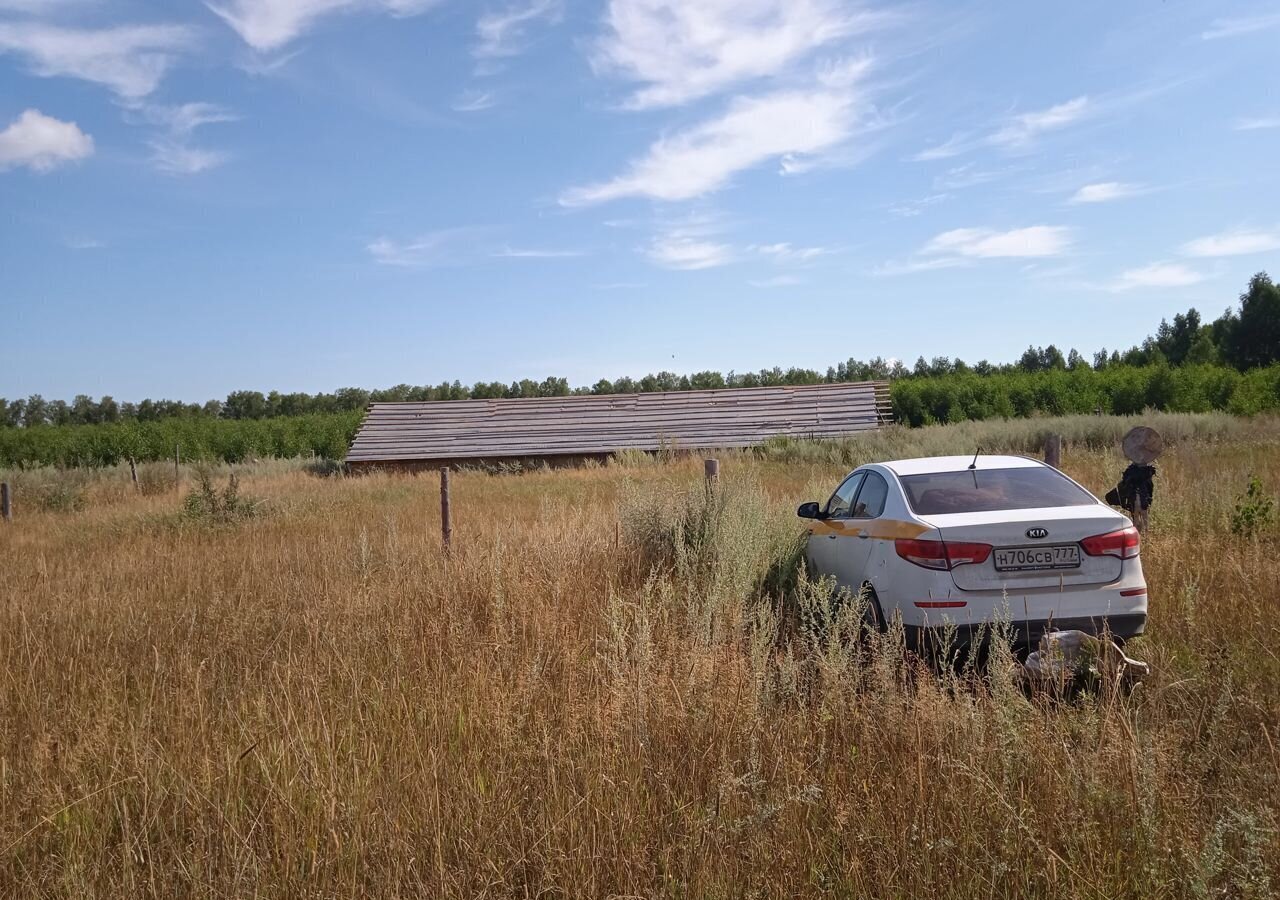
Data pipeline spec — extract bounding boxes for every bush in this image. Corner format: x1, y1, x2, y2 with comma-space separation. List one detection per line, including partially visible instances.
889, 364, 1280, 427
304, 458, 347, 478
137, 462, 178, 496
182, 469, 264, 525
30, 480, 87, 513
3, 364, 1279, 471
0, 469, 91, 513
610, 448, 658, 468
1231, 475, 1276, 539
0, 411, 362, 468
619, 474, 803, 630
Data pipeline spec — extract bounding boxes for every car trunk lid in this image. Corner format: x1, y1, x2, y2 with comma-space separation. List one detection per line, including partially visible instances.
919, 505, 1128, 591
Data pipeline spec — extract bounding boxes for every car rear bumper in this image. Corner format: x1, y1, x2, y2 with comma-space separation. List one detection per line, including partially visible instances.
907, 612, 1147, 655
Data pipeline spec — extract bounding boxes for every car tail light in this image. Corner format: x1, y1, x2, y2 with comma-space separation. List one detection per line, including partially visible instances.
1080, 527, 1141, 560
894, 538, 992, 570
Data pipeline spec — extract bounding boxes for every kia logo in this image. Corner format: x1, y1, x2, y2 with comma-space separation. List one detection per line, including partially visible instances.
1026, 527, 1049, 540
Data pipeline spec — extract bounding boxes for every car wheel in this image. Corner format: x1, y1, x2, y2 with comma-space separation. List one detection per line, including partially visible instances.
861, 583, 887, 633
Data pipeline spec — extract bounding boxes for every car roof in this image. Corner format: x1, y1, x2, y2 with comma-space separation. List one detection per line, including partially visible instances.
879, 455, 1044, 476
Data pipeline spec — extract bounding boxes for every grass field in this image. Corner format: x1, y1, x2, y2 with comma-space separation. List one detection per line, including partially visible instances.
2, 413, 1278, 898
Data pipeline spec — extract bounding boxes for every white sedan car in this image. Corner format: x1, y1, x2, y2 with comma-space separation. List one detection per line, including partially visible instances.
797, 455, 1148, 651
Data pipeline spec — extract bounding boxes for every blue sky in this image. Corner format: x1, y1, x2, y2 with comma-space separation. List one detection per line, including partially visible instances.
2, 0, 1279, 402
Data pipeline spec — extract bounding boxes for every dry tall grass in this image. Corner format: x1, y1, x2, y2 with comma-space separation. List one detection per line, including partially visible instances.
2, 415, 1278, 898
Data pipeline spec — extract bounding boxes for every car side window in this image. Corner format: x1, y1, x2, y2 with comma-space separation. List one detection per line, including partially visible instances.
825, 472, 865, 519
851, 471, 888, 518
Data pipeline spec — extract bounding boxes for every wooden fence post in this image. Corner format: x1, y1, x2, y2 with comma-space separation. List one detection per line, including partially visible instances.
1, 482, 10, 523
174, 444, 181, 481
1043, 434, 1062, 469
704, 458, 720, 485
440, 467, 452, 553
129, 457, 139, 490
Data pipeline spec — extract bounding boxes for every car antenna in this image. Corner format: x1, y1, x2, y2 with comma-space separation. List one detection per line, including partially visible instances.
968, 448, 980, 470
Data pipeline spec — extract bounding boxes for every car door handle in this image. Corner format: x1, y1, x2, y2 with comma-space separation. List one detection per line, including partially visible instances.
857, 532, 870, 539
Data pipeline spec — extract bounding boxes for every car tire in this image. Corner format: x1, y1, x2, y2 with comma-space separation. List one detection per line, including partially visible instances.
861, 583, 888, 633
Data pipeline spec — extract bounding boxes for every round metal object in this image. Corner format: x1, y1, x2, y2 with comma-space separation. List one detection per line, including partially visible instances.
1122, 426, 1163, 465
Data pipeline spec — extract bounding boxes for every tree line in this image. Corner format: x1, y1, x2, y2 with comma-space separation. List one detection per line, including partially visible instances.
3, 272, 1278, 431
4, 363, 1278, 469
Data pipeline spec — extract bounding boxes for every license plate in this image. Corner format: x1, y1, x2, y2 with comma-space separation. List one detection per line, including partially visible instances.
993, 544, 1080, 572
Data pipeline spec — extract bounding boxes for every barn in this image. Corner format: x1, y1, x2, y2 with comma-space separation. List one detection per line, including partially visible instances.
345, 380, 892, 470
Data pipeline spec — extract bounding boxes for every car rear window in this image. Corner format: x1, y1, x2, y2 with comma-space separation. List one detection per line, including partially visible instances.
900, 466, 1096, 515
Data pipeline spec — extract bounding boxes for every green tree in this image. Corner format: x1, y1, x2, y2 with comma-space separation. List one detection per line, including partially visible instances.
1154, 309, 1206, 365
98, 396, 120, 423
689, 370, 726, 390
538, 377, 570, 397
22, 394, 48, 427
1220, 272, 1280, 369
1185, 331, 1220, 365
72, 394, 96, 424
222, 391, 269, 419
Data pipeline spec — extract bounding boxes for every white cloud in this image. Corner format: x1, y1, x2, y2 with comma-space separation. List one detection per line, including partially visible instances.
149, 141, 228, 175
1181, 228, 1280, 258
368, 228, 489, 266
1234, 116, 1280, 131
367, 237, 425, 266
888, 192, 950, 217
912, 132, 974, 162
0, 22, 194, 100
931, 163, 1007, 191
749, 274, 803, 287
491, 245, 584, 258
1112, 263, 1204, 291
368, 228, 581, 266
475, 0, 560, 60
236, 48, 303, 76
922, 225, 1072, 259
452, 89, 497, 112
752, 242, 828, 262
639, 216, 736, 269
872, 256, 968, 276
590, 0, 889, 109
560, 73, 868, 204
646, 234, 734, 269
140, 102, 236, 175
1068, 181, 1142, 204
1202, 13, 1280, 40
0, 108, 93, 172
913, 96, 1091, 162
208, 0, 443, 52
144, 102, 238, 135
988, 96, 1088, 150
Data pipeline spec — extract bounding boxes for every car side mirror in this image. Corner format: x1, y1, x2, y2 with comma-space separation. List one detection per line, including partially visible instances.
797, 501, 823, 520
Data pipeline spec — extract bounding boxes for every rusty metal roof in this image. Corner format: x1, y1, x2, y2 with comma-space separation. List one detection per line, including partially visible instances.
345, 381, 892, 466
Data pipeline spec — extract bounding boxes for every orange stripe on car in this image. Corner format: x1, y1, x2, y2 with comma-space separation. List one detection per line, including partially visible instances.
806, 519, 930, 540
